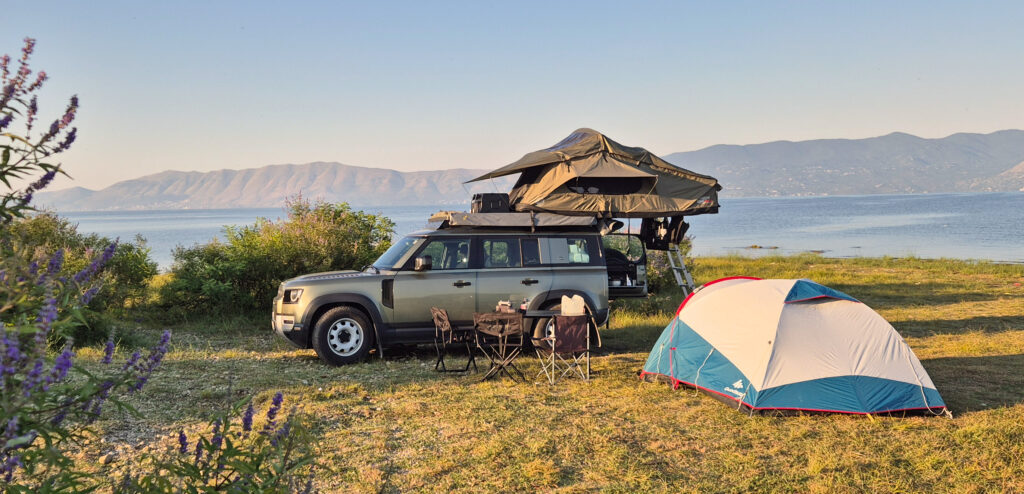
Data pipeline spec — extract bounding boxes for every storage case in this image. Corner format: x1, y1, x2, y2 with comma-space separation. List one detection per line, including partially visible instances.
471, 193, 510, 213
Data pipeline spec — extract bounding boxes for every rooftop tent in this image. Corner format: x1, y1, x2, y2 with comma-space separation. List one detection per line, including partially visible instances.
467, 128, 721, 218
641, 277, 947, 416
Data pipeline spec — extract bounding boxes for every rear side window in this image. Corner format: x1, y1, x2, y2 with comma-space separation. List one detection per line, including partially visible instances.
566, 237, 593, 264
482, 238, 521, 268
542, 236, 598, 265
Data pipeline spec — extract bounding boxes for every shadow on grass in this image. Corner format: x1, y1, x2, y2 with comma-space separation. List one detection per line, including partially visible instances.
828, 282, 1001, 309
924, 353, 1024, 413
895, 315, 1024, 337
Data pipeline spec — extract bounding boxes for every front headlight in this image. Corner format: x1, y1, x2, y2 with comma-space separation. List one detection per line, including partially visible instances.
283, 288, 303, 304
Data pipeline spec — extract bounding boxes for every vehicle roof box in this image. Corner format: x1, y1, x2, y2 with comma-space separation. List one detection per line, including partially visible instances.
471, 193, 510, 213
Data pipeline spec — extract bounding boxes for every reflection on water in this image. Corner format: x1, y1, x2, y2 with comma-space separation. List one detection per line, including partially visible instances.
60, 192, 1024, 270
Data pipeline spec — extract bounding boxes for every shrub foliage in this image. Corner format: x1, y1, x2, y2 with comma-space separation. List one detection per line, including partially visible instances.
160, 196, 394, 316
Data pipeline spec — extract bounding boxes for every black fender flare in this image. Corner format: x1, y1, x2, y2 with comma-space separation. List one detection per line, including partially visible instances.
301, 294, 385, 352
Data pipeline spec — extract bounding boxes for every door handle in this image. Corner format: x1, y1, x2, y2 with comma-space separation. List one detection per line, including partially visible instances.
453, 280, 472, 287
521, 278, 539, 286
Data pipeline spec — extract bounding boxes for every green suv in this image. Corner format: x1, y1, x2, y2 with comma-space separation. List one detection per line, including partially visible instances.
271, 224, 647, 366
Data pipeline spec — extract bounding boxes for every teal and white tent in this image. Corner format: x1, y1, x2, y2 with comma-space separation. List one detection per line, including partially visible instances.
641, 277, 946, 415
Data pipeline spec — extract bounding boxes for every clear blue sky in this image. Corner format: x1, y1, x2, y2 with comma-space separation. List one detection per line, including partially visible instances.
5, 1, 1024, 190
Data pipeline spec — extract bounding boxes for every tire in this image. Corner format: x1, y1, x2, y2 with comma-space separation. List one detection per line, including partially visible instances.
532, 303, 560, 350
312, 306, 374, 366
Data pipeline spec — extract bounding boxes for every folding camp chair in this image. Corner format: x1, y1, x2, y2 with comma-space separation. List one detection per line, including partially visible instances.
533, 313, 593, 384
431, 307, 477, 373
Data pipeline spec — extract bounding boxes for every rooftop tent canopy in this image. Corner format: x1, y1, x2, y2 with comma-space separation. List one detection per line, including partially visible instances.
467, 128, 721, 218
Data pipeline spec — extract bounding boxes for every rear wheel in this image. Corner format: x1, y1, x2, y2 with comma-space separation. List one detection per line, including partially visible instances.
312, 306, 374, 366
532, 303, 560, 350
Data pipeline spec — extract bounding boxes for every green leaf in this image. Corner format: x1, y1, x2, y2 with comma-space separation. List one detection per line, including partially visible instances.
5, 433, 37, 449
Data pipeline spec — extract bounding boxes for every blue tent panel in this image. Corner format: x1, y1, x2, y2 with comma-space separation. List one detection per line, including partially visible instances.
756, 376, 945, 413
642, 319, 760, 406
784, 279, 859, 304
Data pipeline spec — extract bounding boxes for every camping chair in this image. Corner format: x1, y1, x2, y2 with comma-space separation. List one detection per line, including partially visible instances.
534, 297, 596, 384
431, 307, 477, 373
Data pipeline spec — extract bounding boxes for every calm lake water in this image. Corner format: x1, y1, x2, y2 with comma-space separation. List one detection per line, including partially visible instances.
60, 192, 1024, 270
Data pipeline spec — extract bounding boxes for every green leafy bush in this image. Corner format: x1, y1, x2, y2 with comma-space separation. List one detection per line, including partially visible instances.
3, 212, 158, 344
645, 237, 693, 293
159, 196, 394, 317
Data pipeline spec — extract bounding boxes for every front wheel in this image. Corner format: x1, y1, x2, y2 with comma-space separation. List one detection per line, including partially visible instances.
312, 306, 374, 366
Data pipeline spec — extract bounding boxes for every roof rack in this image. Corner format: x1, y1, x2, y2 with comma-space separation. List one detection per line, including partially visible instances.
428, 210, 620, 234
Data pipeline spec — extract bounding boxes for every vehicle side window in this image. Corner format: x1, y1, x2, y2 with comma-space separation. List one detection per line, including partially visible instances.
417, 238, 470, 270
521, 238, 541, 266
482, 238, 521, 268
566, 237, 592, 264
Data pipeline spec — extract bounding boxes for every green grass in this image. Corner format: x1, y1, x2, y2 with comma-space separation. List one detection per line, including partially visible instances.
75, 255, 1024, 492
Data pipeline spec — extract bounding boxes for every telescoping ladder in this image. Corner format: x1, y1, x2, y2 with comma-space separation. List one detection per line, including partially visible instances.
667, 244, 696, 296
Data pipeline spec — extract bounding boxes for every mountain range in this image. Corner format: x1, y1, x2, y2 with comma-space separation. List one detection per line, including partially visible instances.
37, 130, 1024, 211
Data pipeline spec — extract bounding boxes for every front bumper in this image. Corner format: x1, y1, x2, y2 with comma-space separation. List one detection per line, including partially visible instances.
271, 295, 306, 347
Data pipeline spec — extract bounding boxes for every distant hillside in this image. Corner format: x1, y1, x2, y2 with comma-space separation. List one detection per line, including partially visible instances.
664, 130, 1024, 196
38, 130, 1024, 211
37, 163, 516, 211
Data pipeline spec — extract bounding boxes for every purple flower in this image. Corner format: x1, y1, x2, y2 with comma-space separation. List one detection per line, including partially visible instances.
73, 242, 117, 285
45, 248, 64, 276
26, 70, 46, 91
80, 286, 100, 305
26, 95, 37, 132
20, 37, 36, 63
2, 332, 23, 374
242, 402, 254, 432
178, 430, 188, 454
47, 346, 74, 384
263, 392, 284, 433
21, 359, 45, 396
271, 421, 291, 447
35, 295, 58, 332
0, 113, 11, 131
55, 127, 77, 153
194, 440, 203, 464
211, 419, 223, 450
0, 54, 9, 82
101, 337, 115, 364
89, 380, 113, 417
131, 330, 170, 393
0, 82, 14, 108
122, 350, 141, 371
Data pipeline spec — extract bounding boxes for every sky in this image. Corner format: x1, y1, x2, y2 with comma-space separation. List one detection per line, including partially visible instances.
4, 1, 1024, 190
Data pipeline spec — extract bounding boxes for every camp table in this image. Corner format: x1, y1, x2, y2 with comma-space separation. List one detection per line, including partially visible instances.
473, 311, 527, 382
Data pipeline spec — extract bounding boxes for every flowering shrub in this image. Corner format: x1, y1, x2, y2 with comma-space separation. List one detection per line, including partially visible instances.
159, 196, 394, 316
0, 38, 171, 491
4, 212, 158, 342
121, 392, 319, 493
0, 244, 172, 489
1, 38, 77, 225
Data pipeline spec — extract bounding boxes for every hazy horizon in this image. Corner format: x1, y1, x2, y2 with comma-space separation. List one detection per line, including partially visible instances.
6, 1, 1024, 191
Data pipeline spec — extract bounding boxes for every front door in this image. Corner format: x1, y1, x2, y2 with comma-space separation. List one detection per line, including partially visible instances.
392, 236, 476, 333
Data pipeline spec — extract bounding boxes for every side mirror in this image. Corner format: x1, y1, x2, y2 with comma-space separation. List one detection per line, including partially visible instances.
414, 255, 433, 271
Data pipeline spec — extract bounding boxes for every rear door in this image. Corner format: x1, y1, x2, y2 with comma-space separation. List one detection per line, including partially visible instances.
602, 233, 648, 298
473, 236, 554, 313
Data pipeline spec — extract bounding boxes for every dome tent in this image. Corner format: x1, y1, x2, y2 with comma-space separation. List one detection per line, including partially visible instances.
641, 277, 947, 415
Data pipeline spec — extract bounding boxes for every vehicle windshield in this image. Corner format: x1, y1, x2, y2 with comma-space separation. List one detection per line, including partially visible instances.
369, 236, 424, 271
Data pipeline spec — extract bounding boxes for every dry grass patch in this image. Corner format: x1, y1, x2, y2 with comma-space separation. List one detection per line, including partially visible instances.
71, 255, 1023, 492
